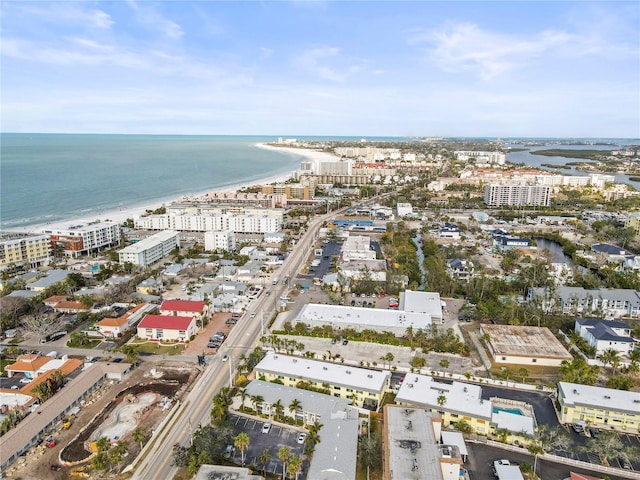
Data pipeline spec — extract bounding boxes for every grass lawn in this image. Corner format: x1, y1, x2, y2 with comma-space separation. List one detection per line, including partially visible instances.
356, 411, 384, 480
490, 363, 559, 386
133, 342, 187, 355
66, 339, 101, 348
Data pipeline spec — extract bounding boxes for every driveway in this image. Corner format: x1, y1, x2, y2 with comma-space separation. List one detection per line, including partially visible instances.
184, 312, 233, 356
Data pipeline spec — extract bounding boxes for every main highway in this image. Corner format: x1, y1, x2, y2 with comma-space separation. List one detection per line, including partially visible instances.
131, 208, 334, 480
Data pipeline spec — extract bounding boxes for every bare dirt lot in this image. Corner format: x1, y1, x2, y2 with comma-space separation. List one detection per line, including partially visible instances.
5, 362, 199, 480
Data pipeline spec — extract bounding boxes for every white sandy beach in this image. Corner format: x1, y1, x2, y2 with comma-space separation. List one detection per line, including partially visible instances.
12, 143, 340, 235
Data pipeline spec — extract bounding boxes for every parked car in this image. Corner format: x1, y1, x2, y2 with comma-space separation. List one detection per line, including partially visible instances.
297, 432, 307, 444
262, 422, 272, 434
342, 339, 349, 345
19, 378, 31, 384
225, 318, 237, 325
207, 343, 219, 349
589, 427, 600, 438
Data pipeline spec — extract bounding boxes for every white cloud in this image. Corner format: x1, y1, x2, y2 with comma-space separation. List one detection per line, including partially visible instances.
6, 3, 114, 30
295, 46, 346, 82
126, 1, 184, 39
413, 23, 573, 80
260, 47, 274, 60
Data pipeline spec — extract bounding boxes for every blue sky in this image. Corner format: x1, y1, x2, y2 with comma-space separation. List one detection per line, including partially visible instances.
2, 1, 639, 137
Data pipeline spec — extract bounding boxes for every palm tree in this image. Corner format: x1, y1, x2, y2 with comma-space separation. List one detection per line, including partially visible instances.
234, 432, 250, 466
288, 455, 303, 480
628, 349, 640, 375
96, 436, 111, 452
437, 394, 447, 407
251, 394, 264, 414
272, 399, 285, 421
278, 445, 291, 480
110, 440, 128, 466
132, 427, 147, 450
598, 348, 621, 374
258, 448, 272, 475
288, 398, 301, 421
405, 325, 414, 350
239, 388, 248, 413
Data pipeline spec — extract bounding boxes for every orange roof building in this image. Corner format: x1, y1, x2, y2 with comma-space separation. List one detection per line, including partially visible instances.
6, 354, 51, 378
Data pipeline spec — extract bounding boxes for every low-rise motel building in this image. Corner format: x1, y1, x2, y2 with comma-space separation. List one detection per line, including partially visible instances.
395, 374, 534, 439
383, 405, 465, 480
557, 382, 640, 433
480, 324, 573, 367
254, 351, 391, 411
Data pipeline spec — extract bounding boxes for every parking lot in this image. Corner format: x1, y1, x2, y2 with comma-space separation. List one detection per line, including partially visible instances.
228, 413, 307, 478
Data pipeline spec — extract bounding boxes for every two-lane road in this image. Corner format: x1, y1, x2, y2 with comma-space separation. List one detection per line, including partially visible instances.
131, 207, 340, 479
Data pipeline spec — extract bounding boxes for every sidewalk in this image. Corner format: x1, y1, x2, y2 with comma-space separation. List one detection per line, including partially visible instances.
468, 330, 492, 374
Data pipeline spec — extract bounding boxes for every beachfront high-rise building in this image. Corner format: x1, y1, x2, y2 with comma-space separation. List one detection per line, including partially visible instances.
118, 230, 179, 267
42, 221, 120, 258
454, 150, 506, 165
134, 211, 282, 234
484, 184, 551, 207
0, 232, 51, 271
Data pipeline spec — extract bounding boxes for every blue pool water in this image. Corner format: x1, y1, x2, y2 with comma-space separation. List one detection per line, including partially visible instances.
493, 407, 523, 416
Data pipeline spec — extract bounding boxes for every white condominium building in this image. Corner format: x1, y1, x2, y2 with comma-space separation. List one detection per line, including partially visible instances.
204, 230, 236, 252
118, 230, 179, 267
484, 184, 551, 207
455, 151, 506, 165
43, 221, 120, 258
134, 212, 282, 233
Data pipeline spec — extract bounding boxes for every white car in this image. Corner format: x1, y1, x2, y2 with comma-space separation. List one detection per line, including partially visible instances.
221, 354, 229, 363
262, 422, 272, 434
297, 432, 307, 444
19, 378, 32, 384
250, 313, 256, 318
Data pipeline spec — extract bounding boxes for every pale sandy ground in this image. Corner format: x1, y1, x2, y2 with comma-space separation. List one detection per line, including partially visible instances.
9, 143, 341, 235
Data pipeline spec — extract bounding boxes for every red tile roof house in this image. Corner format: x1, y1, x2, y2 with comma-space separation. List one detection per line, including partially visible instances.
160, 299, 207, 318
137, 315, 197, 342
95, 303, 153, 338
43, 295, 68, 307
53, 300, 90, 314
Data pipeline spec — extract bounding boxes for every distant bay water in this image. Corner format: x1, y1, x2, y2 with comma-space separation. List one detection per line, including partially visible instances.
506, 142, 640, 190
0, 133, 408, 230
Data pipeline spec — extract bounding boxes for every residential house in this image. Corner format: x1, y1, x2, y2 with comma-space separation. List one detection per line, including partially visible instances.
96, 303, 155, 338
575, 318, 637, 356
446, 258, 475, 282
136, 315, 197, 342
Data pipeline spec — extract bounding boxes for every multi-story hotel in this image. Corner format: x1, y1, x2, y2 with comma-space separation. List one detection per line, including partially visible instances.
254, 351, 391, 411
0, 232, 50, 270
557, 382, 640, 432
118, 230, 179, 267
43, 221, 120, 258
484, 184, 551, 207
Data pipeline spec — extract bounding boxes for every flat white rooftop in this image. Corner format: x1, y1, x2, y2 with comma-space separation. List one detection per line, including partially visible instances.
399, 290, 442, 318
295, 303, 433, 331
119, 230, 178, 253
395, 374, 492, 421
256, 351, 390, 394
558, 381, 640, 415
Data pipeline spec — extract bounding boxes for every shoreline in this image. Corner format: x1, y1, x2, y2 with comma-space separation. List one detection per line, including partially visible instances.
6, 143, 340, 235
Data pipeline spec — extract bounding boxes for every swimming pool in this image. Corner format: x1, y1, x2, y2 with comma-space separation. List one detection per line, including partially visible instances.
493, 407, 524, 416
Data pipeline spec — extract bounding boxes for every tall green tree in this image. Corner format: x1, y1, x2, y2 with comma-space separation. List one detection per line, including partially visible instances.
234, 432, 250, 466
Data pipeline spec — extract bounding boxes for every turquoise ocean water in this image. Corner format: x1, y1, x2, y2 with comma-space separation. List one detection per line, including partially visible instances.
0, 134, 406, 230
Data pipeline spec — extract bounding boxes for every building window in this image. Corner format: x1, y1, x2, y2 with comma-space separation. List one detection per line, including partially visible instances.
532, 358, 537, 363
501, 357, 507, 361
156, 329, 163, 338
145, 328, 152, 336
